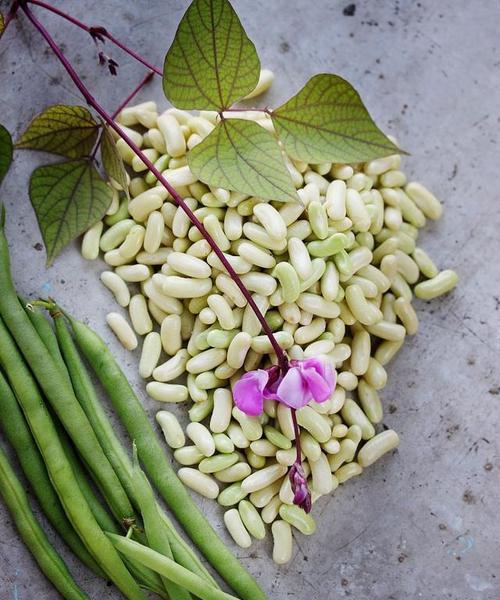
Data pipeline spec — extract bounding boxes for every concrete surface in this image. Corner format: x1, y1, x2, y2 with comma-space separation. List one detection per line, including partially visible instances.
0, 1, 499, 599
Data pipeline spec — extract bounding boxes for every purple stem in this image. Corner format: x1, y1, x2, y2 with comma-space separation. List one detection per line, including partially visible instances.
111, 70, 154, 120
290, 409, 302, 464
90, 70, 155, 161
20, 2, 288, 372
26, 0, 163, 76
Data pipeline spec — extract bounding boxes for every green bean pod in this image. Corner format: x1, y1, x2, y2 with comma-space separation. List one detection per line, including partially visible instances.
0, 225, 134, 528
0, 298, 147, 600
108, 535, 241, 600
52, 312, 216, 589
68, 315, 268, 600
0, 369, 102, 576
0, 443, 90, 600
52, 313, 138, 511
131, 449, 192, 600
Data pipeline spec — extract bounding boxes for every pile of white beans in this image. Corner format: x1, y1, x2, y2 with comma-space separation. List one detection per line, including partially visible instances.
81, 77, 458, 564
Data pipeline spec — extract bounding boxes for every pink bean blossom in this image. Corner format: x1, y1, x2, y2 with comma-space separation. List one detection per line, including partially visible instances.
233, 357, 335, 416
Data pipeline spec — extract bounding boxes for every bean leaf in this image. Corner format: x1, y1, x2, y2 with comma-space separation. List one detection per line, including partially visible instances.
0, 124, 13, 185
100, 125, 129, 197
188, 118, 298, 202
163, 0, 260, 110
272, 74, 401, 163
29, 160, 112, 265
17, 105, 99, 158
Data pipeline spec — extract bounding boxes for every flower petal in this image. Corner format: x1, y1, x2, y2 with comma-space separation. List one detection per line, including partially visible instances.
263, 365, 282, 400
301, 366, 332, 403
233, 369, 268, 416
276, 367, 310, 409
300, 357, 335, 388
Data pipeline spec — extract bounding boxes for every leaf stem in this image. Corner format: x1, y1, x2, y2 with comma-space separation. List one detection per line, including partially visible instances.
25, 0, 163, 76
222, 108, 272, 115
20, 3, 288, 373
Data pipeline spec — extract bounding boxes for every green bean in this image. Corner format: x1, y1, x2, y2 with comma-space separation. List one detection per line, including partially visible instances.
0, 369, 102, 576
0, 443, 90, 600
0, 318, 147, 600
22, 300, 68, 379
51, 312, 215, 590
132, 448, 191, 600
108, 535, 242, 600
61, 431, 162, 594
0, 222, 134, 527
52, 312, 138, 511
58, 430, 119, 534
68, 315, 268, 600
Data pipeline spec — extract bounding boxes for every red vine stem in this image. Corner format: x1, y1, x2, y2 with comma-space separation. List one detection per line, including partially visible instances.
90, 70, 155, 161
111, 70, 154, 120
21, 2, 288, 372
291, 408, 302, 463
26, 0, 163, 76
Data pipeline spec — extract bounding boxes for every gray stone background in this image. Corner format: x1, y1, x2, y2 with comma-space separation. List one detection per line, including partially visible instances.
0, 1, 499, 599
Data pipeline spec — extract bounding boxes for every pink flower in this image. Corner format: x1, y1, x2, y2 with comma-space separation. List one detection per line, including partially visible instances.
233, 357, 335, 416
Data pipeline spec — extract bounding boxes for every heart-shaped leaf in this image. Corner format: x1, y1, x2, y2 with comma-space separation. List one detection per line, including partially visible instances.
188, 118, 299, 202
272, 74, 401, 163
0, 124, 13, 185
17, 105, 99, 159
29, 160, 112, 264
163, 0, 260, 110
100, 125, 129, 197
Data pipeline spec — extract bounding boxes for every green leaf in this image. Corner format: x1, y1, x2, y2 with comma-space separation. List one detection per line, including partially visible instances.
163, 0, 260, 110
188, 118, 298, 202
100, 125, 129, 198
0, 12, 5, 39
272, 74, 401, 163
17, 105, 99, 158
29, 160, 112, 265
0, 124, 13, 186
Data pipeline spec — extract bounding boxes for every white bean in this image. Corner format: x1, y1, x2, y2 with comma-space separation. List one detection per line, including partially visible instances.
156, 411, 185, 449
146, 382, 188, 403
210, 388, 233, 433
81, 221, 103, 260
186, 422, 215, 457
224, 509, 252, 548
106, 312, 137, 350
178, 468, 219, 499
153, 349, 189, 382
100, 271, 130, 307
139, 332, 162, 378
129, 294, 153, 335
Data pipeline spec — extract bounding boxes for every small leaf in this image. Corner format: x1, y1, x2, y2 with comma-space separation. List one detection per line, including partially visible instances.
0, 124, 13, 185
163, 0, 260, 110
272, 74, 401, 163
100, 125, 129, 197
188, 118, 298, 202
17, 105, 99, 158
0, 12, 5, 38
29, 160, 112, 264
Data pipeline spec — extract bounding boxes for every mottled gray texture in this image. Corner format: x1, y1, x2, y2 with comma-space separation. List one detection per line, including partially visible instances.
0, 1, 499, 599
